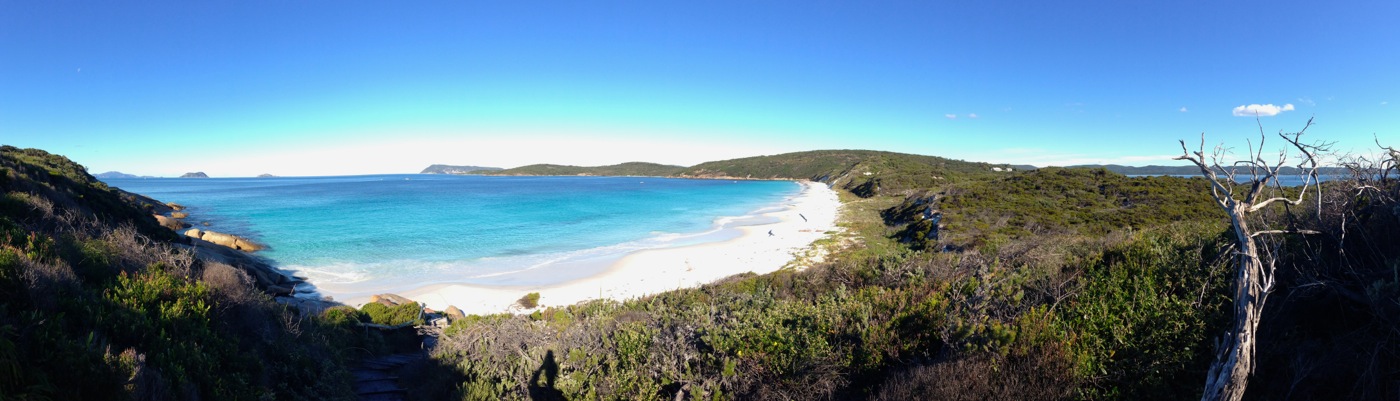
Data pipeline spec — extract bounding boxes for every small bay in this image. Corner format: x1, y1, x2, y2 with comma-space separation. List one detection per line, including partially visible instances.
102, 175, 799, 294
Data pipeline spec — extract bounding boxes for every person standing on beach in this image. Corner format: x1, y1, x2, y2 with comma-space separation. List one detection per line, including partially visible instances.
768, 230, 774, 237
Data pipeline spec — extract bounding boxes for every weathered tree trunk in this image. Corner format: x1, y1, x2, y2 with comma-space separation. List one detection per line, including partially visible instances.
1178, 121, 1326, 401
1200, 205, 1264, 401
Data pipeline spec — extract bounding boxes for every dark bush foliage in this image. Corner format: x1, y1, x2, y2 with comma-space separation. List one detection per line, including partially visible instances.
0, 147, 360, 400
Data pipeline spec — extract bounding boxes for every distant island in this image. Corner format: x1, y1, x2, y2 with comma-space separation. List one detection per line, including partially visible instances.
180, 172, 210, 178
420, 164, 503, 174
94, 171, 153, 179
257, 173, 277, 178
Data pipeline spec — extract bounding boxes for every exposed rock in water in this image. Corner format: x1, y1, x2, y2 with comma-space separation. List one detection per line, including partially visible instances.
180, 172, 209, 178
171, 211, 188, 219
184, 228, 264, 252
153, 214, 189, 230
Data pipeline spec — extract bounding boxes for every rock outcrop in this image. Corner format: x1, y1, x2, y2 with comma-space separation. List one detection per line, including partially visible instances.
153, 214, 189, 230
445, 305, 466, 322
184, 228, 265, 252
369, 293, 416, 306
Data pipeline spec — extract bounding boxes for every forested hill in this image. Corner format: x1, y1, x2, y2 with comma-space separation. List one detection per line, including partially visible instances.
679, 150, 1018, 196
441, 150, 1019, 197
486, 161, 686, 177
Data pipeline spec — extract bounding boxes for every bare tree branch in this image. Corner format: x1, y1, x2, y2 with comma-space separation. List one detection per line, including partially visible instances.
1250, 230, 1322, 238
1181, 119, 1328, 401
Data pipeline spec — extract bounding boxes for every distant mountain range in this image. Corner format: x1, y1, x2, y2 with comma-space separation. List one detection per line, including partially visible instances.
485, 162, 686, 177
420, 164, 504, 174
1064, 164, 1353, 176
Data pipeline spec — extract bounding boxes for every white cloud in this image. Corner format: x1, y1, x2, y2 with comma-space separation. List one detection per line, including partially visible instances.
1179, 107, 1188, 112
1382, 101, 1389, 106
944, 114, 957, 119
968, 113, 979, 119
1231, 103, 1294, 117
1297, 97, 1315, 106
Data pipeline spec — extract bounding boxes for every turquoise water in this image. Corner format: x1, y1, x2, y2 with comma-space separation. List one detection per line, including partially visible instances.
102, 175, 798, 293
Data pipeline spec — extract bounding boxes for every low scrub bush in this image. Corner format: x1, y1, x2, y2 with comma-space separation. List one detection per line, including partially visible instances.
518, 291, 541, 309
361, 301, 423, 326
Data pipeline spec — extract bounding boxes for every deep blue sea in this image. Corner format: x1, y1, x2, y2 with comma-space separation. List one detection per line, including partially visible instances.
102, 175, 799, 294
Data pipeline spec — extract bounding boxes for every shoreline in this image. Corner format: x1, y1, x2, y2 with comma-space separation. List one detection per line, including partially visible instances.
347, 180, 843, 316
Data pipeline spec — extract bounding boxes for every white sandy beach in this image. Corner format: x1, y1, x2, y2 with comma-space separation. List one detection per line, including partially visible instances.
367, 180, 844, 316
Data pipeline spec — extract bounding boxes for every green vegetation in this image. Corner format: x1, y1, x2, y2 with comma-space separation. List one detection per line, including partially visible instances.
425, 220, 1235, 400
480, 150, 1019, 198
0, 146, 406, 400
361, 301, 425, 326
489, 162, 686, 177
518, 292, 541, 309
887, 167, 1224, 249
680, 149, 1015, 197
3, 145, 1397, 400
424, 160, 1400, 400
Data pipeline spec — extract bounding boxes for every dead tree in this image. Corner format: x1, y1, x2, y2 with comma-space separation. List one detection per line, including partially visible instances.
1175, 118, 1329, 401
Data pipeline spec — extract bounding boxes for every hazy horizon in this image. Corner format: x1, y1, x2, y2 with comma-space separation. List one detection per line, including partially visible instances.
4, 1, 1396, 176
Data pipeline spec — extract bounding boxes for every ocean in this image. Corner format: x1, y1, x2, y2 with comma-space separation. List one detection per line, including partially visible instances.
101, 175, 800, 297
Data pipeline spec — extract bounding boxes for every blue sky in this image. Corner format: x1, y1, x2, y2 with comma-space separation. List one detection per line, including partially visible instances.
2, 1, 1396, 176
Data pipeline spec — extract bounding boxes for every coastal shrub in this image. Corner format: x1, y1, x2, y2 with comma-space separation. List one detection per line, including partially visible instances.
0, 148, 362, 399
361, 301, 423, 326
895, 168, 1223, 247
871, 341, 1077, 401
1055, 223, 1231, 399
428, 217, 1247, 400
200, 261, 262, 306
518, 292, 541, 309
